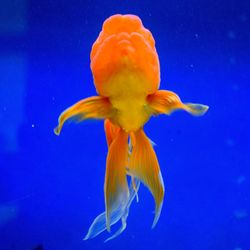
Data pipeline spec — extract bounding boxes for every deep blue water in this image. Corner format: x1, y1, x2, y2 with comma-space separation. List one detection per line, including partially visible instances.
0, 0, 249, 249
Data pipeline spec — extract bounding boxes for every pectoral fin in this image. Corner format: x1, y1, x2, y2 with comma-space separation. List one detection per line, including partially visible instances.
147, 90, 208, 116
54, 96, 113, 135
129, 129, 164, 228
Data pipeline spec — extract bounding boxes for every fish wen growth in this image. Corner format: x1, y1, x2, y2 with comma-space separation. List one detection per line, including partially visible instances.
54, 14, 208, 241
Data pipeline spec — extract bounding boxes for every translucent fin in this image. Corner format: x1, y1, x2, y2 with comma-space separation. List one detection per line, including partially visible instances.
129, 129, 164, 228
104, 179, 140, 242
147, 90, 208, 116
148, 138, 157, 147
104, 129, 129, 231
54, 96, 113, 135
104, 212, 127, 242
83, 204, 122, 240
128, 178, 140, 205
83, 212, 111, 240
184, 103, 209, 116
132, 176, 139, 202
84, 178, 140, 241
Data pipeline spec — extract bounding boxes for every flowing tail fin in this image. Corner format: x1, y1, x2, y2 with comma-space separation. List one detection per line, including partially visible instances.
104, 129, 129, 231
129, 129, 165, 228
54, 96, 113, 135
83, 178, 140, 241
147, 90, 209, 116
84, 123, 164, 240
84, 121, 140, 241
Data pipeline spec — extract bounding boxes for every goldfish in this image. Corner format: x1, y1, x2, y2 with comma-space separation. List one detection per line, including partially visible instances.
54, 14, 208, 241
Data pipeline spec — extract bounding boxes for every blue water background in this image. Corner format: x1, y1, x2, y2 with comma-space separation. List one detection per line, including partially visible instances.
0, 0, 249, 249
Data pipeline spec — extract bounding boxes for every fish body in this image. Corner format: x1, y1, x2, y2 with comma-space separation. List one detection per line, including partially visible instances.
54, 14, 208, 241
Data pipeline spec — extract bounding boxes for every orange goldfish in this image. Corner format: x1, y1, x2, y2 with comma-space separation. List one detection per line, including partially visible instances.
54, 14, 208, 241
